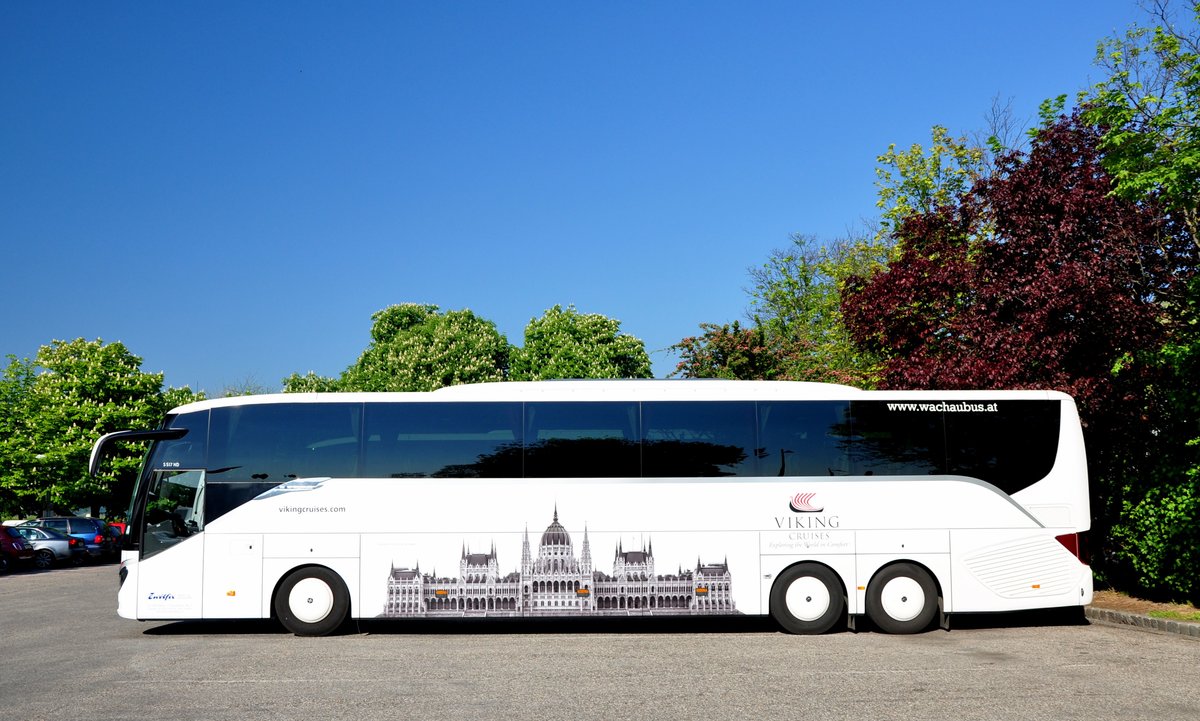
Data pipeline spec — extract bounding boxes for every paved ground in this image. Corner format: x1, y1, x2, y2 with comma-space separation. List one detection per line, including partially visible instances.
2, 563, 1197, 721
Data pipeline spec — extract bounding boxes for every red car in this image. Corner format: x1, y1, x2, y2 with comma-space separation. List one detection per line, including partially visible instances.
1, 526, 36, 573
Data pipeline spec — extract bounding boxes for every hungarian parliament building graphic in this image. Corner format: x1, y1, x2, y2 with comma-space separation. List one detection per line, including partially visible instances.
381, 507, 736, 618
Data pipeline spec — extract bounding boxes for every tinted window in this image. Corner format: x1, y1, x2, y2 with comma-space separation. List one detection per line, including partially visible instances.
150, 410, 210, 471
848, 401, 947, 476
525, 402, 639, 478
363, 402, 523, 478
205, 482, 282, 522
207, 403, 362, 483
759, 402, 852, 476
143, 469, 205, 560
643, 402, 757, 477
70, 519, 103, 534
944, 401, 1060, 494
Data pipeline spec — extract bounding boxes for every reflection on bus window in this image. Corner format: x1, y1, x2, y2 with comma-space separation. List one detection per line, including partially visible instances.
142, 469, 205, 560
643, 402, 757, 477
759, 402, 852, 476
525, 402, 639, 478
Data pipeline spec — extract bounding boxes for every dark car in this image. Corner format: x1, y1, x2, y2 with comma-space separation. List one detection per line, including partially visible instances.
102, 522, 126, 553
1, 526, 36, 572
13, 526, 87, 569
19, 517, 115, 561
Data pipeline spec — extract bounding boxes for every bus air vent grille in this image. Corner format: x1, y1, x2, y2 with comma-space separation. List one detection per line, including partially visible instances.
962, 536, 1076, 599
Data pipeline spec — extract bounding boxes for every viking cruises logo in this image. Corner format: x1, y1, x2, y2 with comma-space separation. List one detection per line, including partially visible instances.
775, 492, 839, 530
789, 492, 824, 513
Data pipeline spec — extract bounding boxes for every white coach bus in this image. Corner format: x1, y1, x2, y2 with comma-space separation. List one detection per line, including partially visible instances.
90, 380, 1092, 636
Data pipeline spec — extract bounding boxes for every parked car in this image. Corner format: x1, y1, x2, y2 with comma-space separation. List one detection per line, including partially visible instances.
18, 517, 115, 561
103, 522, 126, 552
12, 526, 87, 569
1, 526, 36, 573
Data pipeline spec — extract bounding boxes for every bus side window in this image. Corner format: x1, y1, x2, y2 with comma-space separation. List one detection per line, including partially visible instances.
363, 402, 523, 478
643, 402, 757, 477
208, 403, 362, 483
758, 402, 851, 476
524, 402, 639, 478
849, 402, 946, 476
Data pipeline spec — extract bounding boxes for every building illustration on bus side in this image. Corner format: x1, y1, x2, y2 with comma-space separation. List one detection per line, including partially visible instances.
381, 506, 736, 618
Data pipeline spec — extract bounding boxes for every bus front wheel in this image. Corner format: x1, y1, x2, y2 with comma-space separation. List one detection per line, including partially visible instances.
865, 563, 938, 634
274, 566, 350, 636
769, 563, 845, 634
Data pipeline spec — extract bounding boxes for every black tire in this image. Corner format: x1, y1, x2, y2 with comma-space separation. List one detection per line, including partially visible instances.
0, 556, 8, 574
865, 562, 938, 634
769, 563, 845, 634
33, 549, 55, 570
274, 566, 350, 636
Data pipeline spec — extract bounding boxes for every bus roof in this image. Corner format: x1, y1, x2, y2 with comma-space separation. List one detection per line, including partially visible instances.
167, 380, 1073, 415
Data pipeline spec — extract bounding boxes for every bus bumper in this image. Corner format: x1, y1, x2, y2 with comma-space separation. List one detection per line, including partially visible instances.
1079, 565, 1094, 606
117, 551, 139, 620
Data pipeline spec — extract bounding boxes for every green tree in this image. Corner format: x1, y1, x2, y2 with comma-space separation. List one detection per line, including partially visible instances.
745, 234, 887, 387
336, 304, 510, 392
1085, 0, 1200, 249
874, 125, 986, 241
0, 355, 38, 517
510, 305, 651, 380
670, 321, 785, 380
281, 371, 342, 393
1080, 0, 1200, 601
0, 340, 181, 517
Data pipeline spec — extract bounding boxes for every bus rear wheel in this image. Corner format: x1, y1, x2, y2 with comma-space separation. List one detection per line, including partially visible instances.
274, 566, 349, 636
769, 563, 845, 634
865, 563, 938, 634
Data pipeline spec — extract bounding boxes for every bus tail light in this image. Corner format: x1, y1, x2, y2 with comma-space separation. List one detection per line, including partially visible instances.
1055, 532, 1090, 565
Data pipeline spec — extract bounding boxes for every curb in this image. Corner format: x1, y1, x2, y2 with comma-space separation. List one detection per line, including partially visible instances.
1086, 606, 1200, 639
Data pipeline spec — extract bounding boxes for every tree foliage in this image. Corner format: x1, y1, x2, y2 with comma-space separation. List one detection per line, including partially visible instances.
846, 116, 1179, 400
1073, 1, 1200, 600
670, 321, 786, 380
0, 340, 191, 518
745, 234, 888, 386
843, 113, 1198, 599
874, 125, 986, 240
335, 304, 510, 392
678, 125, 992, 387
281, 371, 343, 393
284, 303, 650, 392
510, 305, 651, 380
1085, 0, 1200, 249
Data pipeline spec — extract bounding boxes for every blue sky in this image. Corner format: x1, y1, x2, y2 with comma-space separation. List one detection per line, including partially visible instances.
1, 1, 1147, 394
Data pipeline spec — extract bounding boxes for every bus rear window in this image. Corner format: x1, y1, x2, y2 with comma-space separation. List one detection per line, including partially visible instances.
944, 401, 1060, 495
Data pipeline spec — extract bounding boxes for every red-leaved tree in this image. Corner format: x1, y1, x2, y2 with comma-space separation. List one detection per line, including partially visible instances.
844, 115, 1173, 407
842, 113, 1195, 594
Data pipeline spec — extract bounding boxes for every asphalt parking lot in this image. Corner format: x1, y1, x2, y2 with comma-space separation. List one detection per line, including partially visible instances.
2, 563, 1197, 721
